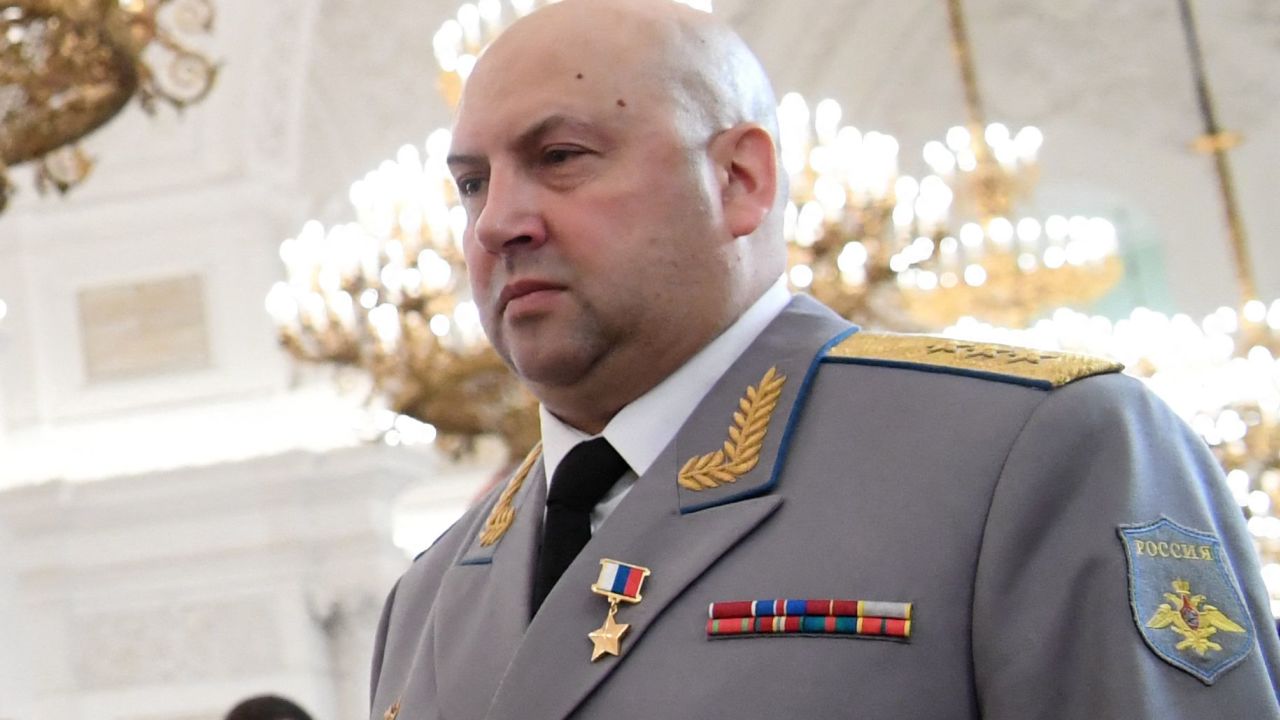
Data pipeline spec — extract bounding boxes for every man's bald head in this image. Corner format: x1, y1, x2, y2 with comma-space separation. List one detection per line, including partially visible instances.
463, 0, 785, 208
449, 0, 788, 432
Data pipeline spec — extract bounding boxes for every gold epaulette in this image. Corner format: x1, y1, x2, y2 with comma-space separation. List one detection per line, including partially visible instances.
825, 332, 1123, 390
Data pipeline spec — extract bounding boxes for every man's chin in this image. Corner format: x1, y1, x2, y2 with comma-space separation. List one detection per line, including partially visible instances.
510, 351, 597, 390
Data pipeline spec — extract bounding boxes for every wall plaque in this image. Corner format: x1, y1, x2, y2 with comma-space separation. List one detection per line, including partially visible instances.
77, 275, 212, 382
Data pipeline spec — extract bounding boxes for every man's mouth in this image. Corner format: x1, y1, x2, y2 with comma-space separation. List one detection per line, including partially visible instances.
498, 279, 567, 315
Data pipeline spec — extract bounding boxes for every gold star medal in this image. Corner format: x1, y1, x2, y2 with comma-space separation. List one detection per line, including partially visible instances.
588, 558, 650, 662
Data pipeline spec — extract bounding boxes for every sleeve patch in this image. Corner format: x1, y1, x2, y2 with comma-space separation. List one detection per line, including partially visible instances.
1118, 517, 1255, 684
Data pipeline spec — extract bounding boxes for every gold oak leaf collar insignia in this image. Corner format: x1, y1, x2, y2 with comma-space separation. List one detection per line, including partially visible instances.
479, 442, 543, 547
679, 366, 786, 491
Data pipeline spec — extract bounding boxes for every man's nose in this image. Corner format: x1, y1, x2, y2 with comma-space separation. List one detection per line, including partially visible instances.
472, 167, 548, 255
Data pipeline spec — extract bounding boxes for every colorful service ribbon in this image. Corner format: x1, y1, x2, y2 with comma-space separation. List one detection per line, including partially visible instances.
706, 598, 912, 640
709, 598, 911, 620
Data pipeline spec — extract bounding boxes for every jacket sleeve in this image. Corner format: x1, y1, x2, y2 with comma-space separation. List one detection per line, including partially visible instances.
972, 373, 1280, 718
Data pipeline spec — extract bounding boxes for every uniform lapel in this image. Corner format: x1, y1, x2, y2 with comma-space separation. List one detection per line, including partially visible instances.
485, 296, 854, 720
428, 460, 547, 720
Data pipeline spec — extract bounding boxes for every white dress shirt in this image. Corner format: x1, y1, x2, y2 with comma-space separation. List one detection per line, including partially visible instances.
539, 278, 792, 531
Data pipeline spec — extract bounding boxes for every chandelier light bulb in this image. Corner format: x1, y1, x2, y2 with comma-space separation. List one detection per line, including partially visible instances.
814, 98, 842, 143
922, 141, 955, 175
400, 269, 424, 296
1043, 246, 1066, 269
457, 54, 478, 80
782, 202, 798, 241
457, 3, 483, 47
837, 242, 869, 272
959, 222, 984, 248
777, 92, 810, 135
993, 143, 1019, 168
813, 177, 846, 214
430, 314, 452, 338
987, 217, 1014, 248
396, 144, 424, 172
448, 206, 468, 247
1045, 215, 1069, 242
1014, 126, 1044, 160
836, 126, 863, 159
453, 301, 483, 344
894, 175, 920, 203
264, 283, 297, 325
433, 20, 464, 71
1254, 486, 1274, 515
795, 201, 824, 247
370, 304, 402, 347
426, 129, 453, 160
1016, 217, 1042, 245
478, 0, 503, 28
945, 126, 970, 153
788, 264, 814, 289
984, 122, 1011, 148
892, 203, 915, 228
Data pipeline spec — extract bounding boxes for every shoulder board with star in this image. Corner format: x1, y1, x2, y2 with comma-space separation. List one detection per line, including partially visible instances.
824, 332, 1123, 390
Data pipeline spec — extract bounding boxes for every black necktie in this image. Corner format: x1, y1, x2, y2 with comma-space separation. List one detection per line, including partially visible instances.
532, 437, 629, 615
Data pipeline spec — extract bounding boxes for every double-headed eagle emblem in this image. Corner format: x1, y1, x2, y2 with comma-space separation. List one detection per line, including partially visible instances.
1146, 579, 1246, 656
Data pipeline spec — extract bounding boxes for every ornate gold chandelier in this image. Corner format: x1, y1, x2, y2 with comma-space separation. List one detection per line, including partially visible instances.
267, 132, 540, 460
781, 0, 1122, 331
945, 0, 1280, 612
776, 92, 917, 329
0, 0, 218, 211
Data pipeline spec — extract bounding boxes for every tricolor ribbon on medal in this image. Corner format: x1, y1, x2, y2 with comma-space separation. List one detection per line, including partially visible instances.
588, 558, 650, 661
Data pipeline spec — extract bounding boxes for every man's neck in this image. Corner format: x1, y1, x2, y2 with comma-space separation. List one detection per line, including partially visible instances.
538, 277, 793, 480
536, 276, 785, 434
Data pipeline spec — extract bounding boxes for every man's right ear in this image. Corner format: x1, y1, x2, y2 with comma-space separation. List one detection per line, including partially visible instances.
709, 123, 778, 238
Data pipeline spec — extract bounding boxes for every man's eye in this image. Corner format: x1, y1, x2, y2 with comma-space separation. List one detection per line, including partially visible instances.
456, 177, 486, 197
543, 147, 585, 165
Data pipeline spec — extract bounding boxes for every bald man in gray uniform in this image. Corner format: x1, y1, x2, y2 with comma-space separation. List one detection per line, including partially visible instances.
369, 1, 1280, 717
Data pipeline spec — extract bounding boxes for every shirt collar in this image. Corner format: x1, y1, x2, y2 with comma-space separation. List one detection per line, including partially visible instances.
540, 277, 792, 480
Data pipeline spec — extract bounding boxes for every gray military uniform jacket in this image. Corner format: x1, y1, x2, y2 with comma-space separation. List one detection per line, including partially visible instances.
370, 295, 1280, 719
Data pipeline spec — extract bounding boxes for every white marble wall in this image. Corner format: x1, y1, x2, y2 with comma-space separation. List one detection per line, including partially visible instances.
0, 445, 466, 720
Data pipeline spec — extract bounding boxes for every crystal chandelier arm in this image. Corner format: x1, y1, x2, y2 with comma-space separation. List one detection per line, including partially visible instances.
943, 0, 1009, 223
944, 0, 988, 136
1176, 0, 1258, 307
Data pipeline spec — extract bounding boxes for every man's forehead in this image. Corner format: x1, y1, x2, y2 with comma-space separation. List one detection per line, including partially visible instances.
452, 46, 660, 152
460, 0, 670, 102
449, 111, 612, 166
